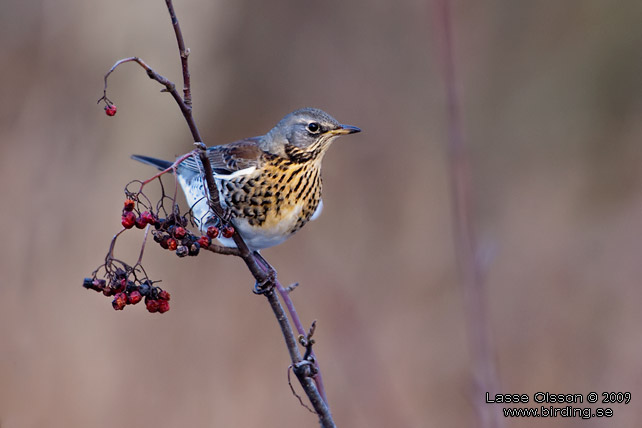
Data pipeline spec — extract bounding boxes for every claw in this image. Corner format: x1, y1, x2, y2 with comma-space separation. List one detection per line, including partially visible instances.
253, 274, 275, 294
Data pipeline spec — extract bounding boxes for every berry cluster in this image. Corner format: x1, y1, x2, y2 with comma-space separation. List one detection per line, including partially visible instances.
84, 186, 236, 315
151, 212, 235, 258
82, 269, 170, 313
121, 199, 157, 229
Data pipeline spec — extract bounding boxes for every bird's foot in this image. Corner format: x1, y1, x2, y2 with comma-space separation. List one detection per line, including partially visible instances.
253, 271, 276, 294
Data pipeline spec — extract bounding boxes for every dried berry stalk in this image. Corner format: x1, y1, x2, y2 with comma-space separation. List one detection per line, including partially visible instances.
89, 1, 335, 426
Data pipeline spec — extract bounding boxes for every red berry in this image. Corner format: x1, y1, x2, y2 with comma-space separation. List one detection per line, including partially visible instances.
167, 237, 178, 251
206, 226, 219, 239
222, 225, 235, 238
141, 211, 155, 225
128, 291, 142, 305
197, 236, 210, 249
146, 299, 160, 313
105, 104, 117, 116
112, 292, 127, 310
158, 300, 170, 314
158, 290, 171, 301
121, 211, 136, 229
173, 226, 186, 239
135, 216, 147, 229
123, 199, 135, 211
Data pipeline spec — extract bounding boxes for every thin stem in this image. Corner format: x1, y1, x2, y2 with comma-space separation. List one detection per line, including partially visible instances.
264, 289, 335, 428
136, 225, 151, 266
160, 1, 334, 422
253, 255, 328, 403
100, 56, 202, 143
165, 0, 192, 106
100, 2, 334, 424
432, 1, 503, 427
276, 278, 328, 402
203, 244, 241, 256
106, 228, 127, 263
139, 151, 196, 187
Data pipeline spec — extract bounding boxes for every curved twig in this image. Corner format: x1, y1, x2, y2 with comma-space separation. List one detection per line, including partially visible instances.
100, 2, 335, 426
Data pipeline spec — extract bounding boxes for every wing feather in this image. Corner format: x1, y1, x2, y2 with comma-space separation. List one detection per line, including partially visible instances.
178, 137, 264, 176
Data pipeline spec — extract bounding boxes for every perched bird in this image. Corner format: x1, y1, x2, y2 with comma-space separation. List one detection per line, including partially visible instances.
132, 108, 360, 251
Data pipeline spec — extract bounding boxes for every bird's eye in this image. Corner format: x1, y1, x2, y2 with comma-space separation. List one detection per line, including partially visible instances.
307, 122, 321, 134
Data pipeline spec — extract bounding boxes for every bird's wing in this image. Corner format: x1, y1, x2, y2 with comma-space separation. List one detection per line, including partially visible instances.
178, 137, 265, 179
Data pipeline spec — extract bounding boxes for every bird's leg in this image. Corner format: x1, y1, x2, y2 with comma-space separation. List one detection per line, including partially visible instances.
222, 207, 233, 223
252, 251, 277, 294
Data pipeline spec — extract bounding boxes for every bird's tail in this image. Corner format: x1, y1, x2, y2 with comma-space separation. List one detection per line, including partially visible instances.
131, 155, 174, 171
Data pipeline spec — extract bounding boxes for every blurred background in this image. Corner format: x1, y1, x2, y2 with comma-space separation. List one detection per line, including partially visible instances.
1, 0, 641, 427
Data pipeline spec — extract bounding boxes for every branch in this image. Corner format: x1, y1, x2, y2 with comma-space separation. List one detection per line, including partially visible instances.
165, 0, 193, 106
98, 2, 335, 425
99, 56, 202, 143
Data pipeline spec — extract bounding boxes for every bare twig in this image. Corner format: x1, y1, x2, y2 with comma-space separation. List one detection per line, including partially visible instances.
99, 56, 202, 143
251, 255, 328, 402
276, 280, 328, 402
284, 282, 300, 293
202, 243, 241, 256
288, 365, 317, 414
432, 1, 504, 427
165, 0, 192, 106
99, 1, 334, 425
105, 228, 127, 263
135, 225, 151, 266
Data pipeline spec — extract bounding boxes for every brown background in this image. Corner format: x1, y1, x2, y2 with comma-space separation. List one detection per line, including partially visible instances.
1, 1, 642, 427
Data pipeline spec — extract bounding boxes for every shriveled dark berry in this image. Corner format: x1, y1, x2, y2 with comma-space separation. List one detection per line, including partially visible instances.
149, 287, 160, 300
125, 281, 137, 293
138, 281, 152, 296
123, 199, 136, 211
159, 236, 170, 249
113, 278, 127, 293
188, 242, 200, 256
83, 278, 105, 292
176, 245, 188, 257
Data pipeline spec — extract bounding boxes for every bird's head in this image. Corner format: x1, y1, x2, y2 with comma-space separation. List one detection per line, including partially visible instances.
263, 108, 360, 162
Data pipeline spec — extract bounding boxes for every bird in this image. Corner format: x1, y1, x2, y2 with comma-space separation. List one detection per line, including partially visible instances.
132, 107, 360, 251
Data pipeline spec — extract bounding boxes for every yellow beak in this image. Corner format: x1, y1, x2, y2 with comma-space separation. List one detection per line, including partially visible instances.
327, 124, 361, 135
